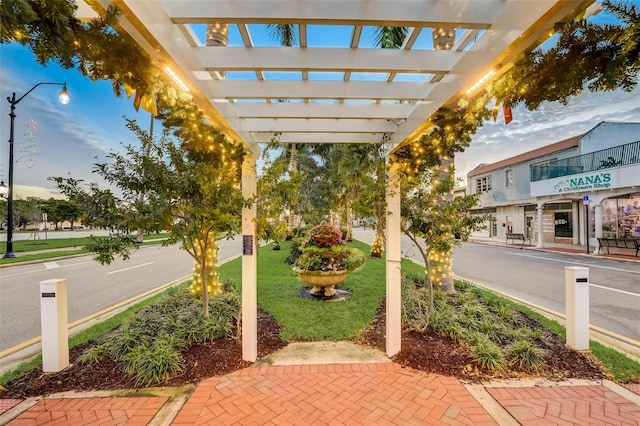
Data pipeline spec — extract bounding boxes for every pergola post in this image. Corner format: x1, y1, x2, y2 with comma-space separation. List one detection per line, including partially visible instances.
241, 153, 257, 362
386, 161, 402, 357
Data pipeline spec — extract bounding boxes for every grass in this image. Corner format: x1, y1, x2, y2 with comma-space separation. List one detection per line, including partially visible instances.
218, 240, 424, 341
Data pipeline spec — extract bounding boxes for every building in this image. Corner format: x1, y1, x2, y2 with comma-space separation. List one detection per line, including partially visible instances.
466, 122, 640, 252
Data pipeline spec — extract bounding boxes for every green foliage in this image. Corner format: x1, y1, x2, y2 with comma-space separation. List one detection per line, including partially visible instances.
77, 344, 109, 364
507, 340, 545, 369
84, 234, 137, 265
79, 286, 240, 385
123, 339, 184, 385
286, 237, 305, 265
293, 224, 366, 272
401, 275, 431, 332
473, 340, 506, 370
217, 240, 394, 341
490, 0, 640, 111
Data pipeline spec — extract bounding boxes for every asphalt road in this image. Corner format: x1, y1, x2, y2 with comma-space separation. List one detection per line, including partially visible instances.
451, 243, 640, 342
352, 228, 640, 343
0, 237, 243, 352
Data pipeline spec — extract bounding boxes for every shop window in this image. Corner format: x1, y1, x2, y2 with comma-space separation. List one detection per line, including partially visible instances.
554, 211, 572, 238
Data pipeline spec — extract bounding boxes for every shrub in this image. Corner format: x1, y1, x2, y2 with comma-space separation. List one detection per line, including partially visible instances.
507, 340, 545, 369
123, 338, 184, 385
401, 275, 431, 331
286, 237, 305, 265
78, 286, 240, 385
473, 340, 506, 370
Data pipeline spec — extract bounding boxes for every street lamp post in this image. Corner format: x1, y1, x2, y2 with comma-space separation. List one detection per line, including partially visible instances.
3, 82, 70, 258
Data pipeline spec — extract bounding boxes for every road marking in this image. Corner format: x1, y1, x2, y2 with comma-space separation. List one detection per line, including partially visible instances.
590, 283, 640, 297
1, 260, 94, 277
106, 261, 155, 275
509, 252, 640, 274
43, 262, 59, 269
0, 274, 192, 359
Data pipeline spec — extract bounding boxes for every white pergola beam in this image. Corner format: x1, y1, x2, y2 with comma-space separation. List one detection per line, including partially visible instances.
195, 47, 459, 73
241, 118, 399, 133
164, 0, 522, 27
213, 80, 433, 100
225, 102, 423, 119
250, 132, 388, 144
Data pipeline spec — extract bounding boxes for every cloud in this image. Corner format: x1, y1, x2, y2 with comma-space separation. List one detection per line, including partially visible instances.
456, 85, 640, 183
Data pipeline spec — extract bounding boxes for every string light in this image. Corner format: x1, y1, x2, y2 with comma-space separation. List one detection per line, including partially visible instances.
466, 70, 495, 94
165, 66, 190, 92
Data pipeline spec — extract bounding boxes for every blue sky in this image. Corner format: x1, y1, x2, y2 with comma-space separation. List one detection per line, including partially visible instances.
1, 6, 640, 198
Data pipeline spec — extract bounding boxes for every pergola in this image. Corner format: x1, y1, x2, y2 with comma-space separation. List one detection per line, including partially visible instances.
78, 0, 596, 361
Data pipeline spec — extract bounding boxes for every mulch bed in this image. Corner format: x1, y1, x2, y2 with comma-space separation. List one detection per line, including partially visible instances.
1, 300, 607, 399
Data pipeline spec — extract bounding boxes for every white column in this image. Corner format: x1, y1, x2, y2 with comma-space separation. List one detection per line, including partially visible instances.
572, 201, 580, 245
593, 204, 603, 254
40, 279, 69, 372
536, 202, 544, 248
241, 153, 257, 362
385, 161, 402, 357
565, 267, 590, 351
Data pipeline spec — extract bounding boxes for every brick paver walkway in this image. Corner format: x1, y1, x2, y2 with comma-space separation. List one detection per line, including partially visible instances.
0, 399, 21, 415
172, 363, 496, 425
626, 383, 640, 397
487, 385, 640, 425
6, 396, 168, 425
3, 365, 640, 424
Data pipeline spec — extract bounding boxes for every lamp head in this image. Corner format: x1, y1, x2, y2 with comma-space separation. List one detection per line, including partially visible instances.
58, 83, 71, 105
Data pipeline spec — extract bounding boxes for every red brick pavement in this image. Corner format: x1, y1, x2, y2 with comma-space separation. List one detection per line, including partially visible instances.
0, 399, 21, 415
171, 362, 497, 425
6, 396, 168, 425
487, 384, 640, 425
4, 366, 640, 424
626, 384, 640, 397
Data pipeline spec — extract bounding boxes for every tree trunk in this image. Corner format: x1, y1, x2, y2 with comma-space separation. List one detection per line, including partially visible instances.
436, 156, 455, 294
345, 199, 353, 241
190, 234, 222, 318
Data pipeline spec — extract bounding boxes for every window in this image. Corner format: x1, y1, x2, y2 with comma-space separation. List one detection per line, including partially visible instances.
505, 169, 513, 187
475, 176, 492, 193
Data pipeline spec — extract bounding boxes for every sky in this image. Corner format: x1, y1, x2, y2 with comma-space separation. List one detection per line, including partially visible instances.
1, 3, 639, 199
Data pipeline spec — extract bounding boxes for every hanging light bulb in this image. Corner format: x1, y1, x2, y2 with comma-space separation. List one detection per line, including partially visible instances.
432, 28, 456, 50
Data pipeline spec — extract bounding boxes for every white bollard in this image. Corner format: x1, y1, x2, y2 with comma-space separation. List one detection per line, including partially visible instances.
565, 267, 590, 351
40, 279, 69, 372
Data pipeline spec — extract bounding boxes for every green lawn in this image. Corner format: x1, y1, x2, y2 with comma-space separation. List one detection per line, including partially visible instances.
218, 240, 423, 341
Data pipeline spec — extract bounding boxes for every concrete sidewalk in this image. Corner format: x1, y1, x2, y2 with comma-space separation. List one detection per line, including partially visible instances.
2, 342, 640, 425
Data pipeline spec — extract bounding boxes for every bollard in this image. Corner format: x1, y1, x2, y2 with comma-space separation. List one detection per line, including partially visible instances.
564, 267, 590, 351
40, 279, 69, 372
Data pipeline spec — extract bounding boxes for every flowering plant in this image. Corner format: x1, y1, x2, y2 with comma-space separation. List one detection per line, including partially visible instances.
305, 223, 344, 248
293, 223, 365, 272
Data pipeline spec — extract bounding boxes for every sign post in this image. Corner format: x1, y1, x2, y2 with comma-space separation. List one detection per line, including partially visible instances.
583, 195, 589, 254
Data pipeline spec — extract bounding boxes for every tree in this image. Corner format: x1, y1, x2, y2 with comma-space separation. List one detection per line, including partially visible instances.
256, 152, 301, 249
401, 164, 486, 312
261, 134, 319, 237
53, 119, 245, 318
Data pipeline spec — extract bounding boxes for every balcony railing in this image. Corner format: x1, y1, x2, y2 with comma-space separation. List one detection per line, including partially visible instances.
530, 140, 640, 182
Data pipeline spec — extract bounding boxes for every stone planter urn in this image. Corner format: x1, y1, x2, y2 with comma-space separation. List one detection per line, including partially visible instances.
294, 268, 349, 297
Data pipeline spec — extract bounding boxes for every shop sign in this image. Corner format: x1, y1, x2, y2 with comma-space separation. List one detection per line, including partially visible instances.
553, 172, 612, 193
